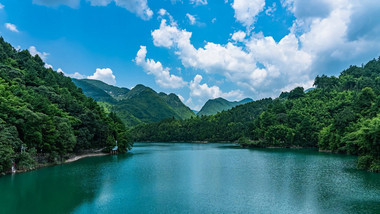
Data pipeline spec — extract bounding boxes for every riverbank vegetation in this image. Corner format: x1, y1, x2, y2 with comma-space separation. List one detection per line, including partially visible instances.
132, 58, 380, 172
0, 38, 132, 174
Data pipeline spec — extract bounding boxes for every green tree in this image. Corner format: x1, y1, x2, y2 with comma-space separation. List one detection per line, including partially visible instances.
288, 87, 305, 99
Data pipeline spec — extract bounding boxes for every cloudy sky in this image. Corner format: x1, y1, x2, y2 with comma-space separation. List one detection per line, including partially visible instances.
1, 0, 380, 110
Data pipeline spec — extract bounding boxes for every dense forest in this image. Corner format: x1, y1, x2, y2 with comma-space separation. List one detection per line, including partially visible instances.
132, 58, 380, 172
132, 98, 273, 142
0, 38, 132, 174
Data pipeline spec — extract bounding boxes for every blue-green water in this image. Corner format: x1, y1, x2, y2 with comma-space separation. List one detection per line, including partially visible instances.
1, 143, 380, 214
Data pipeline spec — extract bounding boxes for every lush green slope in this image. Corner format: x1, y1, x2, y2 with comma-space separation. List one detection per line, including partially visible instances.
197, 97, 253, 116
132, 57, 380, 172
73, 81, 196, 126
159, 92, 195, 119
71, 78, 116, 104
114, 85, 185, 124
0, 38, 132, 174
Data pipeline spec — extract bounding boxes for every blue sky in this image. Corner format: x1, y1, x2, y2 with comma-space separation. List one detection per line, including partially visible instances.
1, 0, 380, 110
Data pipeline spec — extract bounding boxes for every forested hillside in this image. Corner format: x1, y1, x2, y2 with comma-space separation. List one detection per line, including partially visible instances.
197, 97, 253, 116
0, 38, 132, 174
132, 98, 272, 142
73, 80, 195, 126
132, 58, 380, 172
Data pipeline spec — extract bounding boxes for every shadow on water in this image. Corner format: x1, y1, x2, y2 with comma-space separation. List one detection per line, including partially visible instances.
245, 147, 357, 160
133, 142, 237, 153
133, 142, 174, 148
215, 144, 243, 150
0, 153, 133, 214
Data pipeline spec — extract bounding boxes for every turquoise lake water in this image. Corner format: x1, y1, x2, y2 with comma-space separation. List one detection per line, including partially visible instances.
1, 143, 380, 213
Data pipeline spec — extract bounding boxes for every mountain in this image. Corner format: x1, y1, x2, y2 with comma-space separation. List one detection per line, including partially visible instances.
197, 97, 253, 116
76, 79, 130, 100
72, 80, 195, 126
113, 85, 192, 125
158, 92, 195, 120
71, 79, 116, 104
0, 37, 131, 174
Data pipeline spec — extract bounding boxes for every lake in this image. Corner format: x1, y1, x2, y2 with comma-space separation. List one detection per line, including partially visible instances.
1, 143, 380, 213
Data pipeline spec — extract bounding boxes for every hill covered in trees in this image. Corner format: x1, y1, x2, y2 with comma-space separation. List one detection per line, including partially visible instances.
0, 38, 132, 174
131, 58, 380, 172
197, 97, 253, 116
73, 79, 195, 126
132, 98, 272, 142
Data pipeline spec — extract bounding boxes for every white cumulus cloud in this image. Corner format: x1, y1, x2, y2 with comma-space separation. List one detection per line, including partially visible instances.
188, 74, 244, 110
28, 46, 55, 69
186, 13, 196, 25
158, 8, 167, 16
44, 63, 53, 69
281, 0, 333, 20
231, 0, 265, 30
5, 23, 19, 32
151, 19, 272, 96
231, 31, 246, 42
71, 72, 87, 79
284, 0, 380, 78
28, 46, 49, 60
157, 8, 176, 25
113, 0, 153, 20
190, 74, 243, 99
88, 68, 116, 85
58, 68, 87, 79
135, 46, 187, 89
151, 19, 187, 48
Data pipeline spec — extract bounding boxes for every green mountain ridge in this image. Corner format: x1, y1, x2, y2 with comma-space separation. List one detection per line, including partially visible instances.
197, 97, 253, 116
72, 79, 195, 126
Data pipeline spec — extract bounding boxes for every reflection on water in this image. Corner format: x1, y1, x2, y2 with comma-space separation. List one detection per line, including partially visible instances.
0, 143, 379, 214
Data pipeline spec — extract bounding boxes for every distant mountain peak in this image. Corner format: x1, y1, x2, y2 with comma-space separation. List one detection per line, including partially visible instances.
240, 98, 254, 102
72, 79, 195, 126
197, 97, 253, 116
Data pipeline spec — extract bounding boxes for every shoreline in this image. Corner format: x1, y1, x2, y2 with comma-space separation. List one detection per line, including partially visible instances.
65, 153, 109, 163
2, 151, 110, 177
